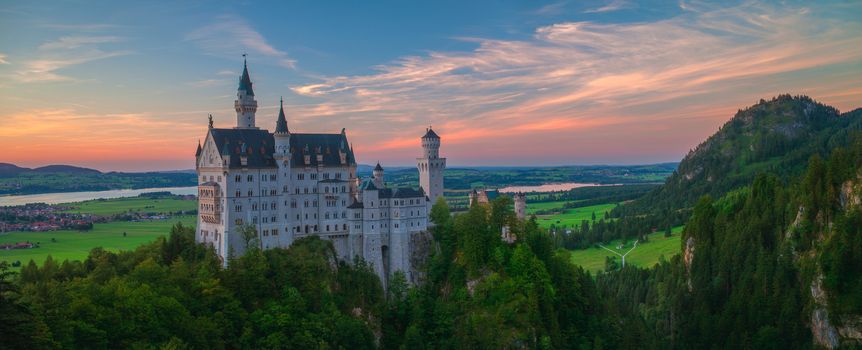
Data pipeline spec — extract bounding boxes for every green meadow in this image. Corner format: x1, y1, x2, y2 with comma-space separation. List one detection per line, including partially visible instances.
2, 196, 198, 268
62, 197, 197, 216
566, 226, 684, 274
0, 216, 195, 267
531, 202, 617, 229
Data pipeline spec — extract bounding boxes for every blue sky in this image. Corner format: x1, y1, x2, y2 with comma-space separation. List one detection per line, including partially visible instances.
1, 0, 861, 171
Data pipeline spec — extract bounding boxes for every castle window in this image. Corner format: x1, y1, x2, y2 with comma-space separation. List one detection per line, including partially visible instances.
247, 190, 253, 197
335, 173, 342, 179
270, 174, 276, 181
235, 205, 242, 212
283, 185, 288, 193
272, 228, 278, 236
271, 202, 276, 210
323, 173, 330, 179
271, 216, 276, 222
342, 186, 346, 192
235, 219, 243, 225
253, 217, 258, 223
326, 225, 330, 231
236, 175, 241, 182
325, 187, 329, 194
304, 188, 309, 194
247, 175, 253, 182
236, 191, 241, 197
217, 176, 222, 182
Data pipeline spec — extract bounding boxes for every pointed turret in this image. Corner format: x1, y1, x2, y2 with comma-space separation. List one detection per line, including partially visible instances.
238, 58, 254, 96
274, 97, 291, 158
195, 140, 202, 157
234, 56, 259, 129
275, 97, 289, 134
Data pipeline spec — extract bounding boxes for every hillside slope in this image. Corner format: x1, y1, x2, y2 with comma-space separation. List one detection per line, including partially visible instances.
635, 95, 862, 212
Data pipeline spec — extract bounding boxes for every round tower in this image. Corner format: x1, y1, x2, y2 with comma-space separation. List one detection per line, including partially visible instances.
373, 162, 385, 188
514, 192, 527, 220
235, 57, 258, 129
417, 127, 446, 204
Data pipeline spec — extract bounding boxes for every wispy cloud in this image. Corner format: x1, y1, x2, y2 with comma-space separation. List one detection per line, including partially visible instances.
186, 15, 296, 69
42, 23, 118, 31
584, 0, 632, 13
39, 36, 123, 50
14, 49, 132, 82
289, 2, 862, 162
0, 53, 8, 64
533, 1, 568, 15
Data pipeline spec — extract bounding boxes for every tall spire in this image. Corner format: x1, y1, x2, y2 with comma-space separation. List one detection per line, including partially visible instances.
275, 96, 289, 134
234, 55, 258, 129
238, 55, 254, 96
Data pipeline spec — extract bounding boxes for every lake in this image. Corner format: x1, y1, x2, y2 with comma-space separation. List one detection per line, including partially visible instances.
498, 183, 618, 193
0, 186, 198, 206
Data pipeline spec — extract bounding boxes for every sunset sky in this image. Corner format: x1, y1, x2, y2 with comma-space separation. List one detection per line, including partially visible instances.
1, 0, 861, 171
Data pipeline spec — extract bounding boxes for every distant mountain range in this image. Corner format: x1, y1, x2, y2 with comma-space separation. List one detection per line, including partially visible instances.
0, 163, 101, 176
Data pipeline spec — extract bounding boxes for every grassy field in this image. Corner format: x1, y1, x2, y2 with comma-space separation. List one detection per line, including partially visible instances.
532, 202, 617, 229
62, 197, 197, 216
0, 216, 195, 267
567, 226, 684, 274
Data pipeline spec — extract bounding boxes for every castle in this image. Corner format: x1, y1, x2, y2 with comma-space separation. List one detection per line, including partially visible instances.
194, 60, 445, 284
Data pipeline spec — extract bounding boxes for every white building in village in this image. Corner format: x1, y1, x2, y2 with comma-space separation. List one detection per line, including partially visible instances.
195, 60, 445, 284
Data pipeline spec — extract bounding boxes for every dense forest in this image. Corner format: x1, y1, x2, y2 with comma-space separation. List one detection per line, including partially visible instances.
0, 197, 618, 349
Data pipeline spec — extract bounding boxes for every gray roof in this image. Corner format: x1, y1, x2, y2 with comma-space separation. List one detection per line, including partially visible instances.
211, 128, 276, 168
290, 132, 356, 167
379, 187, 425, 199
359, 179, 378, 191
210, 128, 357, 169
374, 162, 383, 171
422, 127, 440, 139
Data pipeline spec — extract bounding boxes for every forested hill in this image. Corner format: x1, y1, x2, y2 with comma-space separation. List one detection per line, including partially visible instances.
633, 95, 862, 213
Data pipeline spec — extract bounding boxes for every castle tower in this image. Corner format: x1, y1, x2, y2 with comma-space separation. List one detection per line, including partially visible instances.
514, 192, 527, 220
274, 97, 292, 242
417, 127, 446, 203
373, 162, 385, 188
274, 97, 290, 155
235, 57, 258, 129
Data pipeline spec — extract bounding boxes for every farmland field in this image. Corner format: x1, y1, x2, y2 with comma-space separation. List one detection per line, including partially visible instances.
62, 196, 197, 215
0, 216, 195, 267
532, 202, 617, 229
566, 226, 684, 274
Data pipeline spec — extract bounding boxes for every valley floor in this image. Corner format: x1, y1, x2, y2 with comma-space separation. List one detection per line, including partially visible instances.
567, 226, 684, 274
